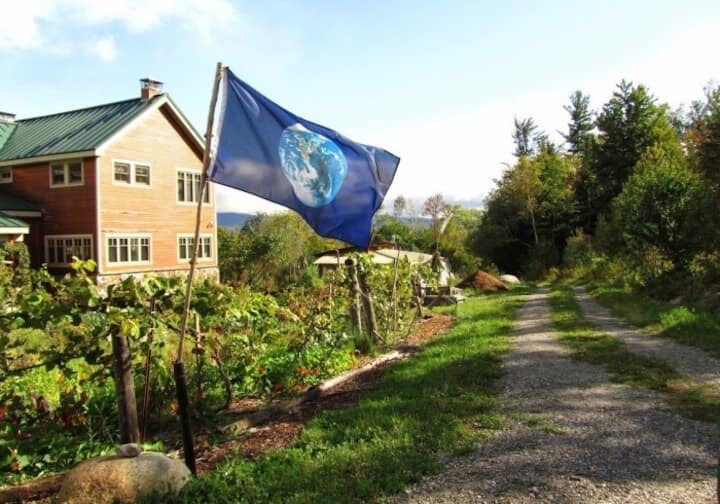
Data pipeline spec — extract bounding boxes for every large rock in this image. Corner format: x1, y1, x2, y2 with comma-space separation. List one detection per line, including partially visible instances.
499, 274, 520, 284
57, 452, 191, 503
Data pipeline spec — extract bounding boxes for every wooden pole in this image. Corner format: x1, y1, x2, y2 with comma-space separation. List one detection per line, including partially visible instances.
112, 331, 140, 444
140, 298, 156, 442
391, 240, 400, 333
174, 61, 224, 475
177, 61, 223, 362
346, 258, 363, 333
357, 264, 380, 344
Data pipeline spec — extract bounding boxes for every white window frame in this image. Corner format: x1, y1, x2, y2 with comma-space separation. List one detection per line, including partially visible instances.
112, 159, 152, 188
176, 168, 210, 205
106, 233, 152, 266
0, 167, 12, 184
49, 159, 84, 188
44, 234, 93, 267
177, 233, 213, 262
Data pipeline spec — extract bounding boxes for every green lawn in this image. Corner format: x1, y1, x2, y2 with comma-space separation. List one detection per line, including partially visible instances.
587, 286, 720, 358
549, 286, 720, 424
159, 288, 530, 503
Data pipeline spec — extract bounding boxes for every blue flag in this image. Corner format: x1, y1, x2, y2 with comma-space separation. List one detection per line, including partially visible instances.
208, 68, 400, 248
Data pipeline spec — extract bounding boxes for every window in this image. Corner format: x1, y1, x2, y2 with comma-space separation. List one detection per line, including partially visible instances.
45, 235, 93, 266
113, 161, 151, 186
178, 234, 212, 261
177, 170, 209, 203
0, 167, 12, 184
49, 160, 83, 187
107, 235, 151, 264
113, 162, 131, 183
135, 164, 151, 185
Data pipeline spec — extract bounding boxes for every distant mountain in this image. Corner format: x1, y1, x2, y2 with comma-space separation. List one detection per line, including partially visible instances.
218, 212, 254, 228
375, 214, 433, 227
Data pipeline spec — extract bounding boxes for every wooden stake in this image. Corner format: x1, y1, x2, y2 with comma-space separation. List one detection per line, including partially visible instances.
175, 61, 224, 475
346, 258, 363, 332
391, 241, 400, 333
177, 61, 223, 361
357, 263, 380, 344
112, 331, 139, 444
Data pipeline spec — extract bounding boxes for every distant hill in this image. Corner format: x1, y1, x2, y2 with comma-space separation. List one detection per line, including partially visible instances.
218, 212, 254, 228
375, 214, 433, 227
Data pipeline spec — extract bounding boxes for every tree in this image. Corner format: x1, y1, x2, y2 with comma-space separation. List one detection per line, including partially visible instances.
392, 195, 407, 217
579, 80, 681, 232
422, 194, 452, 244
685, 83, 720, 193
512, 117, 538, 157
563, 90, 594, 154
610, 147, 714, 269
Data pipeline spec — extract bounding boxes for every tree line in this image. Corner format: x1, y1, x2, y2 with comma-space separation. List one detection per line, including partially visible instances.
475, 80, 720, 291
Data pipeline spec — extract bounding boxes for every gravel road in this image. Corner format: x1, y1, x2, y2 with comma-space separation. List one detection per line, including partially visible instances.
392, 290, 718, 503
573, 286, 720, 386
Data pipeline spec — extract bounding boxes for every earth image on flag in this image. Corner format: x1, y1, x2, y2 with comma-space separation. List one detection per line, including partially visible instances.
278, 124, 348, 207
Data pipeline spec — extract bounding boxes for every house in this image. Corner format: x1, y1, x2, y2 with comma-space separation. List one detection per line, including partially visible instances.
0, 79, 218, 286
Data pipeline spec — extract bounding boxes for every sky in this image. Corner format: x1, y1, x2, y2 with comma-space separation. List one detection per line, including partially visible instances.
2, 0, 720, 214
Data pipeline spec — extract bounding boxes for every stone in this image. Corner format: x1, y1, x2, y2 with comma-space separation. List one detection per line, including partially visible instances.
57, 452, 191, 503
116, 443, 143, 457
499, 274, 521, 284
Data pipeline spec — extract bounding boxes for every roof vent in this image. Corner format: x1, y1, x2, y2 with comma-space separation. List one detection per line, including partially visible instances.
140, 78, 164, 100
0, 111, 15, 124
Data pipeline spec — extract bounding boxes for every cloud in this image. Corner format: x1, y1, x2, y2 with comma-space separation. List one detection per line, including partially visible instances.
0, 0, 237, 58
87, 37, 118, 63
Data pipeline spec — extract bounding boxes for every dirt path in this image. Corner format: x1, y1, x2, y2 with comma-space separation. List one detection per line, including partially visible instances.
395, 290, 718, 503
573, 286, 720, 386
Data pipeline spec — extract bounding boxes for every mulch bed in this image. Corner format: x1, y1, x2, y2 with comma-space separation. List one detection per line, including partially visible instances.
193, 313, 454, 472
0, 313, 454, 502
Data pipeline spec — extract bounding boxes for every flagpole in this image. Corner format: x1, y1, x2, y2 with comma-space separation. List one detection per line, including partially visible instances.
175, 61, 223, 475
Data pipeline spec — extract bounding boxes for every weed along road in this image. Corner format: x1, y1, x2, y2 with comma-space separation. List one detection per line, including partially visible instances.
396, 289, 718, 503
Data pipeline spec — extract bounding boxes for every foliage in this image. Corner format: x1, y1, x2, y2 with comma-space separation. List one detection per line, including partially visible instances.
562, 90, 594, 155
609, 149, 713, 271
217, 213, 342, 290
168, 290, 527, 503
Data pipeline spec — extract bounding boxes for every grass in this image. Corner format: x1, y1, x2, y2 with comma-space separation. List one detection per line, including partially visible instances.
549, 285, 720, 424
587, 286, 720, 358
158, 288, 532, 504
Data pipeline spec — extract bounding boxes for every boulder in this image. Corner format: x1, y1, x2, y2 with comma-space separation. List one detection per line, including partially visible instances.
499, 274, 520, 284
57, 452, 191, 503
456, 271, 508, 291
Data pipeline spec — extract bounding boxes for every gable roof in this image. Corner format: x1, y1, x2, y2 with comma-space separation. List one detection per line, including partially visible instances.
0, 94, 204, 164
0, 121, 16, 151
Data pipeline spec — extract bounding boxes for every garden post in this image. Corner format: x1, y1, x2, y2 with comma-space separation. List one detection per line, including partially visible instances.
111, 330, 140, 444
357, 263, 380, 344
346, 258, 363, 332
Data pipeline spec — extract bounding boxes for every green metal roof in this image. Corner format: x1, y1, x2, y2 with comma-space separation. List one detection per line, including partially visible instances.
0, 211, 29, 230
0, 95, 163, 162
0, 121, 16, 151
0, 191, 41, 211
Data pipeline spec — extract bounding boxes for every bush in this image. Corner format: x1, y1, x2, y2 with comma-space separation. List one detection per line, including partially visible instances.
610, 156, 714, 270
563, 231, 594, 268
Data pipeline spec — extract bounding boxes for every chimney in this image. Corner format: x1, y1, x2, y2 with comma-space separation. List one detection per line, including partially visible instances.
0, 111, 15, 124
140, 78, 164, 100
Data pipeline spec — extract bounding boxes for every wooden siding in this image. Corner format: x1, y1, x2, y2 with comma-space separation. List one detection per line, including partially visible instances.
98, 105, 216, 274
4, 158, 97, 267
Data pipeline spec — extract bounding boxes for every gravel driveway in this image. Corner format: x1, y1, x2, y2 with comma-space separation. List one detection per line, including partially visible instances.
573, 286, 720, 386
393, 290, 718, 503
